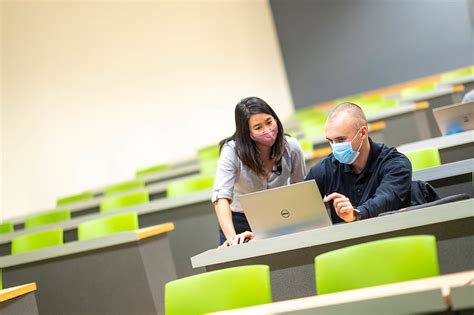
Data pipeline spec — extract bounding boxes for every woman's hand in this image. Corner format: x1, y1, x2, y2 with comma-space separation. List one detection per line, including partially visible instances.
219, 231, 255, 248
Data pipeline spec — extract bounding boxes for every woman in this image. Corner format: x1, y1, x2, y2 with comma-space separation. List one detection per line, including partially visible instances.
212, 97, 306, 247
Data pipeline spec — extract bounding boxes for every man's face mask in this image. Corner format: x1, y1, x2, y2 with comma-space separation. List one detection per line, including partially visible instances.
330, 127, 364, 164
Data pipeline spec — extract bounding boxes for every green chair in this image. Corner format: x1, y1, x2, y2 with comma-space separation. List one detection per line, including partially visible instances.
165, 265, 272, 315
103, 179, 145, 196
166, 175, 214, 198
400, 82, 438, 100
78, 212, 139, 241
11, 228, 63, 255
404, 148, 441, 171
136, 163, 170, 178
56, 191, 94, 206
0, 222, 14, 234
100, 190, 149, 213
440, 67, 474, 83
315, 235, 440, 295
197, 144, 220, 175
298, 138, 313, 153
24, 209, 71, 229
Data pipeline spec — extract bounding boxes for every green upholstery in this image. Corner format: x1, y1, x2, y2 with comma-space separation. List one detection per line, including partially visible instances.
100, 190, 149, 213
56, 191, 94, 206
24, 209, 71, 229
404, 147, 441, 171
441, 67, 474, 82
78, 212, 138, 241
166, 175, 214, 198
0, 222, 14, 234
165, 265, 272, 315
400, 82, 438, 99
197, 144, 220, 175
11, 228, 63, 255
299, 138, 313, 153
136, 163, 170, 178
315, 235, 440, 295
103, 179, 145, 196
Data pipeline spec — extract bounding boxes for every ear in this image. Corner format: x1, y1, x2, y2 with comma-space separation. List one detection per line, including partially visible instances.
361, 125, 369, 138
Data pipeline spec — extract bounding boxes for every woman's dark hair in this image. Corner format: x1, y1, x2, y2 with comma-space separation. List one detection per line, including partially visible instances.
219, 97, 286, 177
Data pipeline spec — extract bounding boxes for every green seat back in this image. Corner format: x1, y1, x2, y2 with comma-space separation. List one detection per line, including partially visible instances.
56, 191, 94, 206
166, 176, 214, 198
441, 67, 474, 82
24, 209, 71, 229
100, 190, 149, 213
165, 265, 272, 315
299, 138, 313, 153
11, 228, 63, 255
136, 163, 170, 178
197, 144, 220, 175
404, 147, 441, 171
103, 179, 145, 196
78, 212, 139, 241
315, 235, 440, 295
400, 82, 438, 99
0, 222, 14, 234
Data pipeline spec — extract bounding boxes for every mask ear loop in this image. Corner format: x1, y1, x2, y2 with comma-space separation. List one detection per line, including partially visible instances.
353, 127, 364, 153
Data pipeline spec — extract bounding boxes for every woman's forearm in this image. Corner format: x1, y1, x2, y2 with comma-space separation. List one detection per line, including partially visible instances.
214, 199, 236, 241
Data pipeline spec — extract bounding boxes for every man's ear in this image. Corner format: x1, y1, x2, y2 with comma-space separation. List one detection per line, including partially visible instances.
362, 125, 369, 138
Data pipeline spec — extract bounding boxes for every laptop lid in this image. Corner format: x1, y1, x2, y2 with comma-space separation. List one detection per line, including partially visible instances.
240, 180, 332, 239
432, 101, 474, 135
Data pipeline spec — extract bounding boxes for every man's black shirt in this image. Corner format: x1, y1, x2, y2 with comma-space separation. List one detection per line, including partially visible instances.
305, 138, 412, 223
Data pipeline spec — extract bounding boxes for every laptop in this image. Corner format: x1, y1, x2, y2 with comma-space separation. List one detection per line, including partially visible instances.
432, 101, 474, 135
240, 180, 332, 239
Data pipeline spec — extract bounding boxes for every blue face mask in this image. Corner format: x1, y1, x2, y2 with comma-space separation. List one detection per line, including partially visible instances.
330, 128, 363, 164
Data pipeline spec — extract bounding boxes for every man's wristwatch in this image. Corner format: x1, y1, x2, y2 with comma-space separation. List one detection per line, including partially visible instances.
353, 208, 363, 221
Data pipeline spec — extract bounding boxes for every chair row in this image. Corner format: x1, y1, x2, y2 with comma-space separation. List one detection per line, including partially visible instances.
288, 66, 472, 141
1, 175, 215, 235
164, 235, 439, 314
9, 211, 141, 255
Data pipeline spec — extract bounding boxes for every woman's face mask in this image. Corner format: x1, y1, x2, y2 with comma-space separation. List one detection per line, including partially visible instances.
330, 127, 364, 164
250, 123, 278, 147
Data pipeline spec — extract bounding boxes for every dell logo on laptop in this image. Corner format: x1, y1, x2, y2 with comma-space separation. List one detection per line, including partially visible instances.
281, 209, 290, 218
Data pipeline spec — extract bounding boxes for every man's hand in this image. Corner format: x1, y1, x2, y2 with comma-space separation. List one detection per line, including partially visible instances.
324, 192, 357, 222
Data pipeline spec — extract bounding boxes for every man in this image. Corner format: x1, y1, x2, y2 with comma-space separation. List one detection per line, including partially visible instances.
305, 102, 412, 223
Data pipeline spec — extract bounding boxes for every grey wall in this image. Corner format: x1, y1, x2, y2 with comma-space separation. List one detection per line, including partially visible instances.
270, 0, 474, 108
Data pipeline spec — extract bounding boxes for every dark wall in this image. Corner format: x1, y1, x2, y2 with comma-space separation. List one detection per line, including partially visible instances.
270, 0, 474, 108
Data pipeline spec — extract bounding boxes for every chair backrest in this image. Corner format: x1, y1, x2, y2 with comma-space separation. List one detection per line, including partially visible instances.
166, 176, 214, 198
24, 209, 71, 229
103, 179, 145, 196
136, 163, 170, 178
99, 190, 149, 213
78, 212, 139, 241
404, 147, 441, 171
11, 228, 63, 255
0, 222, 14, 234
165, 265, 272, 315
440, 66, 473, 83
400, 81, 438, 99
315, 235, 440, 294
197, 144, 220, 175
56, 191, 94, 206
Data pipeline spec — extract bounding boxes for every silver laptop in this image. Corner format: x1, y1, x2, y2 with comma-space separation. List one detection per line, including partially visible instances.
433, 101, 474, 135
240, 180, 332, 239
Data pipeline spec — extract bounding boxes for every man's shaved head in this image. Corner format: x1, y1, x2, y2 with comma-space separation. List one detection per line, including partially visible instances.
327, 102, 368, 130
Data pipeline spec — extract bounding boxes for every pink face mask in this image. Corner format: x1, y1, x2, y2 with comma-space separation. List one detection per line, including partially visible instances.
250, 124, 279, 147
